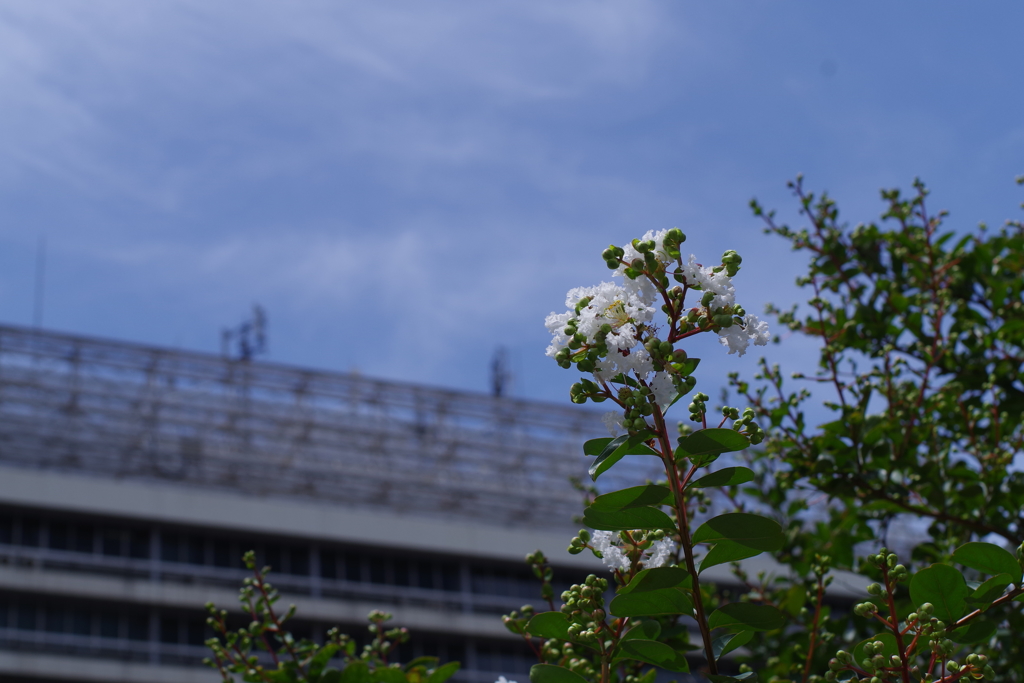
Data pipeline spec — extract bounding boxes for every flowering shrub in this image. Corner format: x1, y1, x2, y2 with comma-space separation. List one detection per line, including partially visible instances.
511, 181, 1024, 683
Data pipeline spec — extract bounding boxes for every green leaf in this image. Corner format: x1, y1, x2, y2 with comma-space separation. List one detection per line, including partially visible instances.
610, 587, 693, 617
951, 618, 998, 645
322, 671, 341, 683
707, 603, 785, 632
621, 619, 661, 642
371, 668, 407, 683
675, 428, 750, 467
583, 438, 613, 456
309, 644, 340, 678
712, 630, 753, 660
699, 540, 768, 573
910, 564, 969, 623
952, 542, 1023, 582
707, 673, 757, 683
426, 662, 460, 683
341, 662, 371, 683
691, 513, 784, 548
967, 574, 1014, 608
618, 566, 691, 594
525, 612, 571, 640
583, 506, 675, 531
618, 639, 690, 672
403, 657, 439, 673
689, 467, 755, 489
589, 431, 659, 481
676, 357, 701, 377
590, 485, 672, 511
852, 633, 898, 665
530, 665, 590, 683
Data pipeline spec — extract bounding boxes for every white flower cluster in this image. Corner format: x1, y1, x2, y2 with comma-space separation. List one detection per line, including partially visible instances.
590, 530, 678, 573
495, 677, 517, 683
718, 313, 771, 356
545, 229, 771, 387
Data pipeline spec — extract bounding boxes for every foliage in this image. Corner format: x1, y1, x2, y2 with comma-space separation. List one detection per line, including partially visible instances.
204, 551, 460, 683
522, 180, 1024, 683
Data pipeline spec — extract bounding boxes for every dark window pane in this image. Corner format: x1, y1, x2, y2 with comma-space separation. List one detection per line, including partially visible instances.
369, 558, 386, 584
0, 600, 8, 628
99, 612, 119, 638
213, 540, 231, 568
0, 515, 12, 544
44, 607, 65, 633
101, 531, 122, 557
186, 619, 205, 646
127, 614, 148, 641
422, 640, 439, 658
48, 522, 69, 550
320, 550, 337, 579
161, 533, 179, 562
345, 556, 362, 582
289, 547, 309, 576
417, 562, 435, 590
265, 544, 283, 573
440, 563, 460, 592
187, 536, 205, 565
160, 617, 179, 643
21, 517, 40, 547
74, 525, 95, 553
447, 643, 465, 665
71, 610, 91, 636
129, 530, 150, 559
16, 605, 36, 630
394, 560, 410, 587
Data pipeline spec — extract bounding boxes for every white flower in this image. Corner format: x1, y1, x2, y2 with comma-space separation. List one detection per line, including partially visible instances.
496, 677, 517, 683
718, 313, 771, 357
648, 371, 679, 410
591, 530, 631, 572
642, 538, 677, 569
679, 255, 735, 309
602, 411, 625, 436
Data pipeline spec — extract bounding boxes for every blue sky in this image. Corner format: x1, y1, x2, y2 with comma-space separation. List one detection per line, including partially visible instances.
0, 2, 1022, 408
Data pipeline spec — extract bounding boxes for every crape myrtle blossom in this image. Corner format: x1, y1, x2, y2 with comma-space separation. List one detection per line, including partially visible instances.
495, 677, 517, 683
591, 530, 677, 573
718, 313, 771, 356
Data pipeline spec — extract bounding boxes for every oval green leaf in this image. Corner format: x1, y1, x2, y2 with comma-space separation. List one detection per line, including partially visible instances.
426, 662, 460, 683
618, 639, 690, 672
583, 506, 675, 531
967, 573, 1013, 608
689, 467, 755, 489
712, 630, 754, 660
589, 431, 659, 481
910, 564, 968, 623
530, 665, 590, 683
952, 542, 1023, 583
951, 618, 998, 645
618, 566, 691, 594
526, 612, 571, 640
340, 662, 370, 683
610, 587, 693, 618
707, 603, 784, 632
620, 619, 661, 642
691, 513, 784, 549
675, 428, 749, 467
699, 539, 769, 573
591, 485, 673, 511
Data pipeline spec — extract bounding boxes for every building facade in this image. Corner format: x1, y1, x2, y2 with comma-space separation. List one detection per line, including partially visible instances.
0, 324, 606, 683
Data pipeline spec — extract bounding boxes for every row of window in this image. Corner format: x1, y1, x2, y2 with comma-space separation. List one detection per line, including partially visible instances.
0, 511, 558, 600
0, 596, 521, 673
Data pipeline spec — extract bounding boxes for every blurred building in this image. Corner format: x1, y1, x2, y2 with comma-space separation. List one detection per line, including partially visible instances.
0, 324, 605, 683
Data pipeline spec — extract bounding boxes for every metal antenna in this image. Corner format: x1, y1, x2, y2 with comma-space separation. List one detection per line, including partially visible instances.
221, 306, 268, 361
491, 346, 510, 398
33, 236, 46, 329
